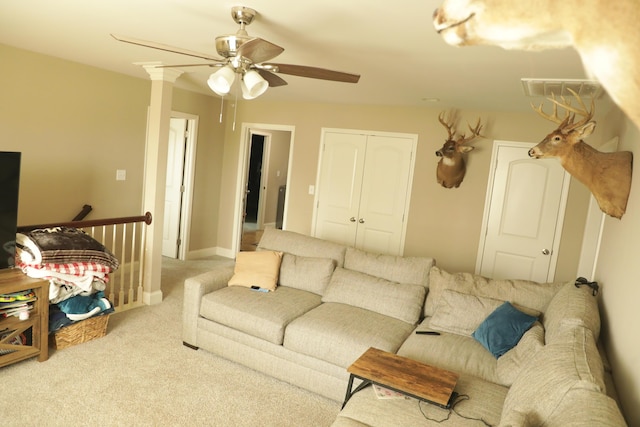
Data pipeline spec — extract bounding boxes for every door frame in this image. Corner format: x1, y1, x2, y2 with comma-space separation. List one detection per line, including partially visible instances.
168, 110, 198, 260
232, 122, 295, 255
245, 132, 271, 230
475, 140, 570, 282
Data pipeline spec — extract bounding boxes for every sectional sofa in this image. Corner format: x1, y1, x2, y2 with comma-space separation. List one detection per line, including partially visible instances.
182, 228, 627, 426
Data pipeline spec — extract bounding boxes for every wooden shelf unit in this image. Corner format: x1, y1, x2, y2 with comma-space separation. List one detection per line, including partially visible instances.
0, 268, 49, 367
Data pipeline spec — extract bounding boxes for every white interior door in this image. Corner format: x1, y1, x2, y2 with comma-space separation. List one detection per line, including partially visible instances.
313, 129, 416, 255
313, 132, 367, 246
355, 135, 414, 255
477, 141, 569, 282
162, 118, 187, 258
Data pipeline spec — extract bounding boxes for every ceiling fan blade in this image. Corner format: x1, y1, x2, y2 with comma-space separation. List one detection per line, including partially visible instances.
111, 34, 224, 62
257, 70, 288, 87
154, 63, 223, 69
236, 37, 284, 63
265, 63, 360, 83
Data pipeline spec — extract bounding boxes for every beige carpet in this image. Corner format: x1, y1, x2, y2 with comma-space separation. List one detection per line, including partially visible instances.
1, 257, 340, 426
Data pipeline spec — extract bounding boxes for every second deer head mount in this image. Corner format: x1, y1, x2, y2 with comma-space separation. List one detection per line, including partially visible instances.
529, 88, 633, 219
435, 111, 485, 188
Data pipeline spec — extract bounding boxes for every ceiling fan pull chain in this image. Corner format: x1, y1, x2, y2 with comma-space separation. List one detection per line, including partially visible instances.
218, 95, 224, 123
232, 89, 238, 131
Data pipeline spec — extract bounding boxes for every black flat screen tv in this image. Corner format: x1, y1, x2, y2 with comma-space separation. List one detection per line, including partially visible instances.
0, 151, 21, 270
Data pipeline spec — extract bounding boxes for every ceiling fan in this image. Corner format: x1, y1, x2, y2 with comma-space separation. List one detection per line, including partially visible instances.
112, 6, 360, 99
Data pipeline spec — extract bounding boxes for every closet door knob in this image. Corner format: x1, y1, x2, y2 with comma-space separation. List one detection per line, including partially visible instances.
349, 217, 356, 222
359, 218, 365, 224
542, 248, 550, 255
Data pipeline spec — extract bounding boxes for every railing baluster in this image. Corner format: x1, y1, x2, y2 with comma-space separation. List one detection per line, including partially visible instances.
129, 222, 137, 307
137, 222, 146, 306
119, 223, 127, 308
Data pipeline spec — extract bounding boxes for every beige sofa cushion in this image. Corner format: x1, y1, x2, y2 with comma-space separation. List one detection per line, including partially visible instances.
343, 246, 434, 289
257, 228, 347, 267
500, 325, 607, 425
322, 267, 426, 325
284, 302, 415, 368
543, 281, 601, 343
429, 290, 504, 335
425, 266, 564, 317
199, 285, 321, 345
334, 375, 508, 427
279, 253, 336, 295
430, 290, 540, 338
228, 250, 283, 291
496, 322, 545, 386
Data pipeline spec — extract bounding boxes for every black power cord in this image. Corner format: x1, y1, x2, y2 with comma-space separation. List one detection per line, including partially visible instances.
418, 394, 493, 426
575, 277, 599, 296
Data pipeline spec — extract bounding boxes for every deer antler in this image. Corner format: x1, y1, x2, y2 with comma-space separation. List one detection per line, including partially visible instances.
438, 111, 457, 140
457, 118, 485, 145
532, 88, 595, 130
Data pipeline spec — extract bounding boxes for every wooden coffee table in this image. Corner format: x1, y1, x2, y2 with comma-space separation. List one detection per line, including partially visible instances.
342, 347, 459, 409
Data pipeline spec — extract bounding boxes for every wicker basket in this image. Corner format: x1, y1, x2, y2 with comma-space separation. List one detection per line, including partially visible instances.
50, 314, 110, 350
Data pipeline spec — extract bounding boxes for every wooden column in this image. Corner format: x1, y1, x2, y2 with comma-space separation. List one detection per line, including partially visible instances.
140, 63, 183, 305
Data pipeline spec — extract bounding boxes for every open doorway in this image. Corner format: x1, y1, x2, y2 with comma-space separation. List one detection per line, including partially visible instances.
235, 124, 294, 253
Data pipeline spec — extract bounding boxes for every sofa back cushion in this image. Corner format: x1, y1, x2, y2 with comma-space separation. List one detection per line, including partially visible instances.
257, 228, 346, 267
501, 325, 607, 424
322, 267, 426, 325
543, 281, 601, 343
344, 247, 434, 289
425, 266, 564, 317
278, 253, 336, 295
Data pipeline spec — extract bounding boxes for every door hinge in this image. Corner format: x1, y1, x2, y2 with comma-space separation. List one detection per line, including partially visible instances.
176, 238, 181, 247
180, 185, 185, 193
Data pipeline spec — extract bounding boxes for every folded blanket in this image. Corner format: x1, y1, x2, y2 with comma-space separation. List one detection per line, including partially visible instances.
48, 278, 107, 304
16, 227, 119, 270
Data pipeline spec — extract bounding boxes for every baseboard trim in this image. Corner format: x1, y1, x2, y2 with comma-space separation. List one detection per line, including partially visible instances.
187, 247, 234, 260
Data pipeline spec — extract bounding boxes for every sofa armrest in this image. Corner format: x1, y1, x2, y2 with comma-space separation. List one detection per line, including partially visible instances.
182, 265, 234, 346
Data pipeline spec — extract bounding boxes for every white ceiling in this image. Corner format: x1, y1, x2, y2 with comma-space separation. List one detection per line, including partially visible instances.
0, 0, 599, 113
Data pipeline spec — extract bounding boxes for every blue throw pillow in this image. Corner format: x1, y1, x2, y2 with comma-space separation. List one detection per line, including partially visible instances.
472, 301, 537, 358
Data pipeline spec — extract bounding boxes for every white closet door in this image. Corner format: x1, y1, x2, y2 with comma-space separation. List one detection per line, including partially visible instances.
313, 132, 367, 247
314, 130, 415, 256
355, 135, 414, 255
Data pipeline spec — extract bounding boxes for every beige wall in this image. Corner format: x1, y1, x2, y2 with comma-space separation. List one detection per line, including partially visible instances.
597, 114, 640, 425
217, 100, 604, 276
2, 44, 149, 223
1, 43, 224, 254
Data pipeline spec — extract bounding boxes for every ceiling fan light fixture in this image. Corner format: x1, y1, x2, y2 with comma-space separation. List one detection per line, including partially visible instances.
242, 70, 269, 99
207, 65, 236, 95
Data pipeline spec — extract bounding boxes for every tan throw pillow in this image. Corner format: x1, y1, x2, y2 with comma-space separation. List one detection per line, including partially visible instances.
228, 251, 283, 291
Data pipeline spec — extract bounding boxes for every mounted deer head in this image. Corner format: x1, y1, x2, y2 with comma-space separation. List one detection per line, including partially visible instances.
432, 0, 640, 130
529, 89, 633, 219
435, 112, 484, 188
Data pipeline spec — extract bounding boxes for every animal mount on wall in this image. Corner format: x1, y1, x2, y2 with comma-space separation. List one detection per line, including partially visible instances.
435, 112, 485, 188
529, 89, 633, 219
432, 0, 640, 131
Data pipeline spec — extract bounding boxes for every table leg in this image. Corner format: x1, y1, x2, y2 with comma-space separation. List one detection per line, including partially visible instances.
341, 375, 372, 409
